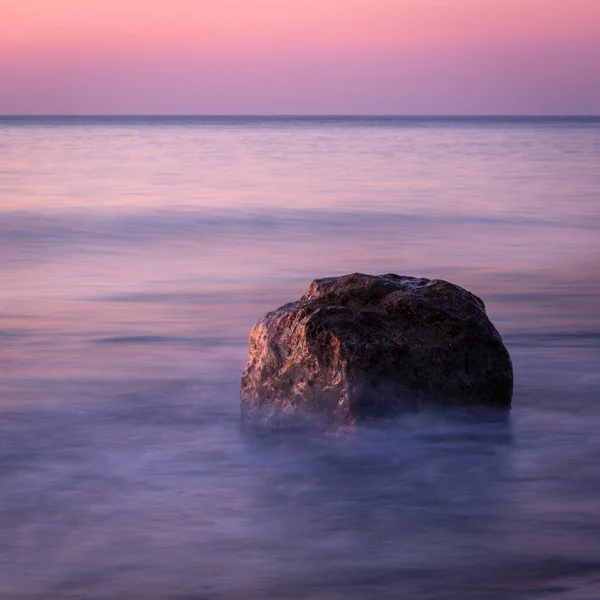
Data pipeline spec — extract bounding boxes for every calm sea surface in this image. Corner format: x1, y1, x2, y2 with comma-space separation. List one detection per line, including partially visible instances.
1, 116, 600, 599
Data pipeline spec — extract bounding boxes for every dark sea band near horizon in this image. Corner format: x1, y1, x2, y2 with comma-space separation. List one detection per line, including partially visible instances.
2, 114, 600, 124
1, 115, 600, 599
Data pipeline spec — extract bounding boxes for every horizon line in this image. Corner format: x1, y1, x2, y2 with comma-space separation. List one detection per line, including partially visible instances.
1, 114, 600, 119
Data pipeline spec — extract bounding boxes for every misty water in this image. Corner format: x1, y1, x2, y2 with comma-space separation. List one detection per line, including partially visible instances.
1, 116, 600, 599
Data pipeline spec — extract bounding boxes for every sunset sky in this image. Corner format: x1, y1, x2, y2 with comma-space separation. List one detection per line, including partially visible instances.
2, 0, 599, 114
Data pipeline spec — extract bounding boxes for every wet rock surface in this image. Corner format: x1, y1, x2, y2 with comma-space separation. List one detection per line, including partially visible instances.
241, 273, 513, 424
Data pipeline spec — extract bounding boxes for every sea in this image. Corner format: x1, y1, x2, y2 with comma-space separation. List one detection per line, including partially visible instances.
1, 116, 599, 599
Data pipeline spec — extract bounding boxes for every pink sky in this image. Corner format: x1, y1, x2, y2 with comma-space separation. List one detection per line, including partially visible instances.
1, 0, 599, 114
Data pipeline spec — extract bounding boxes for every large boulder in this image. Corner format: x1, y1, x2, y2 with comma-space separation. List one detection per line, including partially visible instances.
241, 273, 513, 424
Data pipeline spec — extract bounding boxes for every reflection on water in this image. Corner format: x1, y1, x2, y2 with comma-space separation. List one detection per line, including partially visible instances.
1, 117, 600, 598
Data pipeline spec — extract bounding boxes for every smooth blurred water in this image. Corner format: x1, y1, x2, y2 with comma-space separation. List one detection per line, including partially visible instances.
1, 116, 600, 599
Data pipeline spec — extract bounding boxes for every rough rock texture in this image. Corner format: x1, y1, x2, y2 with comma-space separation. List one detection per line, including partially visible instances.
241, 273, 513, 424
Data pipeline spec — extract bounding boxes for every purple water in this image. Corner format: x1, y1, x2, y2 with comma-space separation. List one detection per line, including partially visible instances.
1, 116, 600, 599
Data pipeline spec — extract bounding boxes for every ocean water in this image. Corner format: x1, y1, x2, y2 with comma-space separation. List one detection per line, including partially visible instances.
1, 116, 600, 599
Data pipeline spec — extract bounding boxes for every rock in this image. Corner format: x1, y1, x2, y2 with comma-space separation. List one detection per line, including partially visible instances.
241, 273, 513, 424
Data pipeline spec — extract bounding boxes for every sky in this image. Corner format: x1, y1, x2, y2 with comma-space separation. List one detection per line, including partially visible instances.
1, 0, 599, 115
